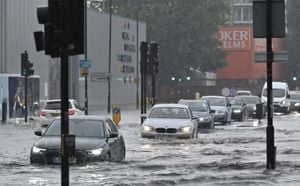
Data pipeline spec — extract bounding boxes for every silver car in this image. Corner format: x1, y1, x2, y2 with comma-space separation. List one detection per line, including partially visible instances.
200, 96, 232, 124
141, 104, 198, 139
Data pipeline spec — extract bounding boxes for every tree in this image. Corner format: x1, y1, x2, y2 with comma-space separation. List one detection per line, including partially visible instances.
97, 0, 229, 84
286, 0, 300, 87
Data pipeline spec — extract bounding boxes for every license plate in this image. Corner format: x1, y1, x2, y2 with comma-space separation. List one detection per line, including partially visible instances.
53, 156, 76, 164
51, 113, 60, 117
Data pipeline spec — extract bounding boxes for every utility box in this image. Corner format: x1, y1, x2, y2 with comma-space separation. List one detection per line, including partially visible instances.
0, 74, 40, 120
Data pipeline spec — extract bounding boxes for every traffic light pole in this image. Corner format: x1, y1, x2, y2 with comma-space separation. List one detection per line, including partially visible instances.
24, 72, 28, 123
266, 0, 276, 169
61, 44, 70, 186
152, 74, 156, 106
84, 0, 88, 115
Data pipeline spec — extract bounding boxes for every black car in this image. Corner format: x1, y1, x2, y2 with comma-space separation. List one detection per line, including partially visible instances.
30, 116, 126, 165
227, 97, 248, 121
238, 95, 266, 118
178, 99, 215, 129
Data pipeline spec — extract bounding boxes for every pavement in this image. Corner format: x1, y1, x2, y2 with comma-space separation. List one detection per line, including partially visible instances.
2, 105, 146, 126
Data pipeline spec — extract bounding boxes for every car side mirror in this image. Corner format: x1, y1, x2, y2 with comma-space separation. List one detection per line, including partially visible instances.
227, 103, 231, 107
287, 94, 291, 99
210, 109, 216, 114
109, 132, 118, 138
34, 130, 43, 136
192, 116, 198, 120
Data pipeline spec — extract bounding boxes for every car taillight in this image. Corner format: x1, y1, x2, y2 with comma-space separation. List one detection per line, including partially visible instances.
40, 111, 46, 116
68, 109, 75, 115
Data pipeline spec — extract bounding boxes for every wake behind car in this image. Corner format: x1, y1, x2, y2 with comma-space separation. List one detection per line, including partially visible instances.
30, 116, 126, 165
40, 99, 85, 127
200, 96, 232, 124
178, 99, 215, 129
141, 104, 198, 139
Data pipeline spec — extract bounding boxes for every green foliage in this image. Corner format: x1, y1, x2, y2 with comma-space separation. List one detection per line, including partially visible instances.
287, 0, 300, 83
94, 0, 229, 82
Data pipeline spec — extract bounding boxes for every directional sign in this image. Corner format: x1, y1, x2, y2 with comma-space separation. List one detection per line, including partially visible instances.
255, 51, 288, 63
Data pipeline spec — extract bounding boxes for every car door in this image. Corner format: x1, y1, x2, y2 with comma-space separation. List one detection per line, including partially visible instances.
105, 119, 124, 161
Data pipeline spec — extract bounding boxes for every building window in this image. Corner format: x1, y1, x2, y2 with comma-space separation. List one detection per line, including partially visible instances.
234, 0, 252, 24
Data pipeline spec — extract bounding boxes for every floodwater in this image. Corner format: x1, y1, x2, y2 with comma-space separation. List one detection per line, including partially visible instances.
0, 113, 300, 186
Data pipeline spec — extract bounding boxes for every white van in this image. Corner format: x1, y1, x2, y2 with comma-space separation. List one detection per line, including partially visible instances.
261, 81, 290, 114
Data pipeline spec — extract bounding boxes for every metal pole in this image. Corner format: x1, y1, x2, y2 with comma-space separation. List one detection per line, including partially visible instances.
107, 0, 112, 113
84, 0, 88, 115
266, 0, 276, 169
24, 70, 28, 123
140, 54, 144, 123
152, 74, 155, 106
61, 44, 70, 186
136, 12, 139, 109
61, 2, 70, 185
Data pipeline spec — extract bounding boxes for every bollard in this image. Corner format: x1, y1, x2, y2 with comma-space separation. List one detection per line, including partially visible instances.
195, 92, 200, 100
2, 98, 7, 124
112, 105, 121, 125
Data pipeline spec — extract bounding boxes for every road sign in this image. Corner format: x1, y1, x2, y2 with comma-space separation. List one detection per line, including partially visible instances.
222, 87, 230, 97
91, 72, 110, 82
79, 59, 91, 68
255, 51, 288, 62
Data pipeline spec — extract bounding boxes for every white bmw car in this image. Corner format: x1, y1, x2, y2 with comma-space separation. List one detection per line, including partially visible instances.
141, 104, 198, 139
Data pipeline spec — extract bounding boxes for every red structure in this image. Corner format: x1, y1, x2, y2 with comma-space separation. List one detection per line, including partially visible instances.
216, 26, 286, 81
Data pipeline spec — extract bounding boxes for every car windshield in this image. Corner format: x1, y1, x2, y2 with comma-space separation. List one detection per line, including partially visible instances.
44, 101, 72, 110
290, 94, 300, 100
240, 97, 259, 104
149, 107, 190, 119
202, 98, 225, 106
229, 98, 242, 106
44, 119, 105, 138
187, 102, 208, 112
263, 88, 285, 97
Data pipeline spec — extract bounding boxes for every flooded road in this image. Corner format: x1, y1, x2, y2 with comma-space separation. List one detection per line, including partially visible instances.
0, 113, 300, 185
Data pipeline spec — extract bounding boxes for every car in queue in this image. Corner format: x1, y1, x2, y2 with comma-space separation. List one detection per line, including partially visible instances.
238, 95, 266, 119
30, 116, 126, 165
200, 96, 232, 124
40, 99, 85, 128
177, 99, 215, 129
236, 90, 252, 96
227, 97, 248, 121
289, 90, 300, 112
141, 104, 198, 139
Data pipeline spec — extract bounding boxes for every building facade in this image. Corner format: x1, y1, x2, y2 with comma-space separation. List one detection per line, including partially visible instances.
0, 0, 146, 109
216, 0, 287, 95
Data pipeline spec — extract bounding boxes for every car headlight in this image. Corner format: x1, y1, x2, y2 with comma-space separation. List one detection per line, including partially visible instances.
199, 117, 210, 121
233, 109, 241, 113
280, 101, 286, 105
295, 103, 300, 107
253, 106, 256, 111
32, 146, 46, 154
88, 148, 103, 156
180, 126, 192, 133
143, 125, 153, 132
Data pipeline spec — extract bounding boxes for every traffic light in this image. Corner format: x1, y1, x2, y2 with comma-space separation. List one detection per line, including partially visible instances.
27, 60, 34, 76
21, 52, 28, 76
34, 0, 84, 57
21, 51, 34, 77
140, 41, 149, 75
150, 42, 159, 74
